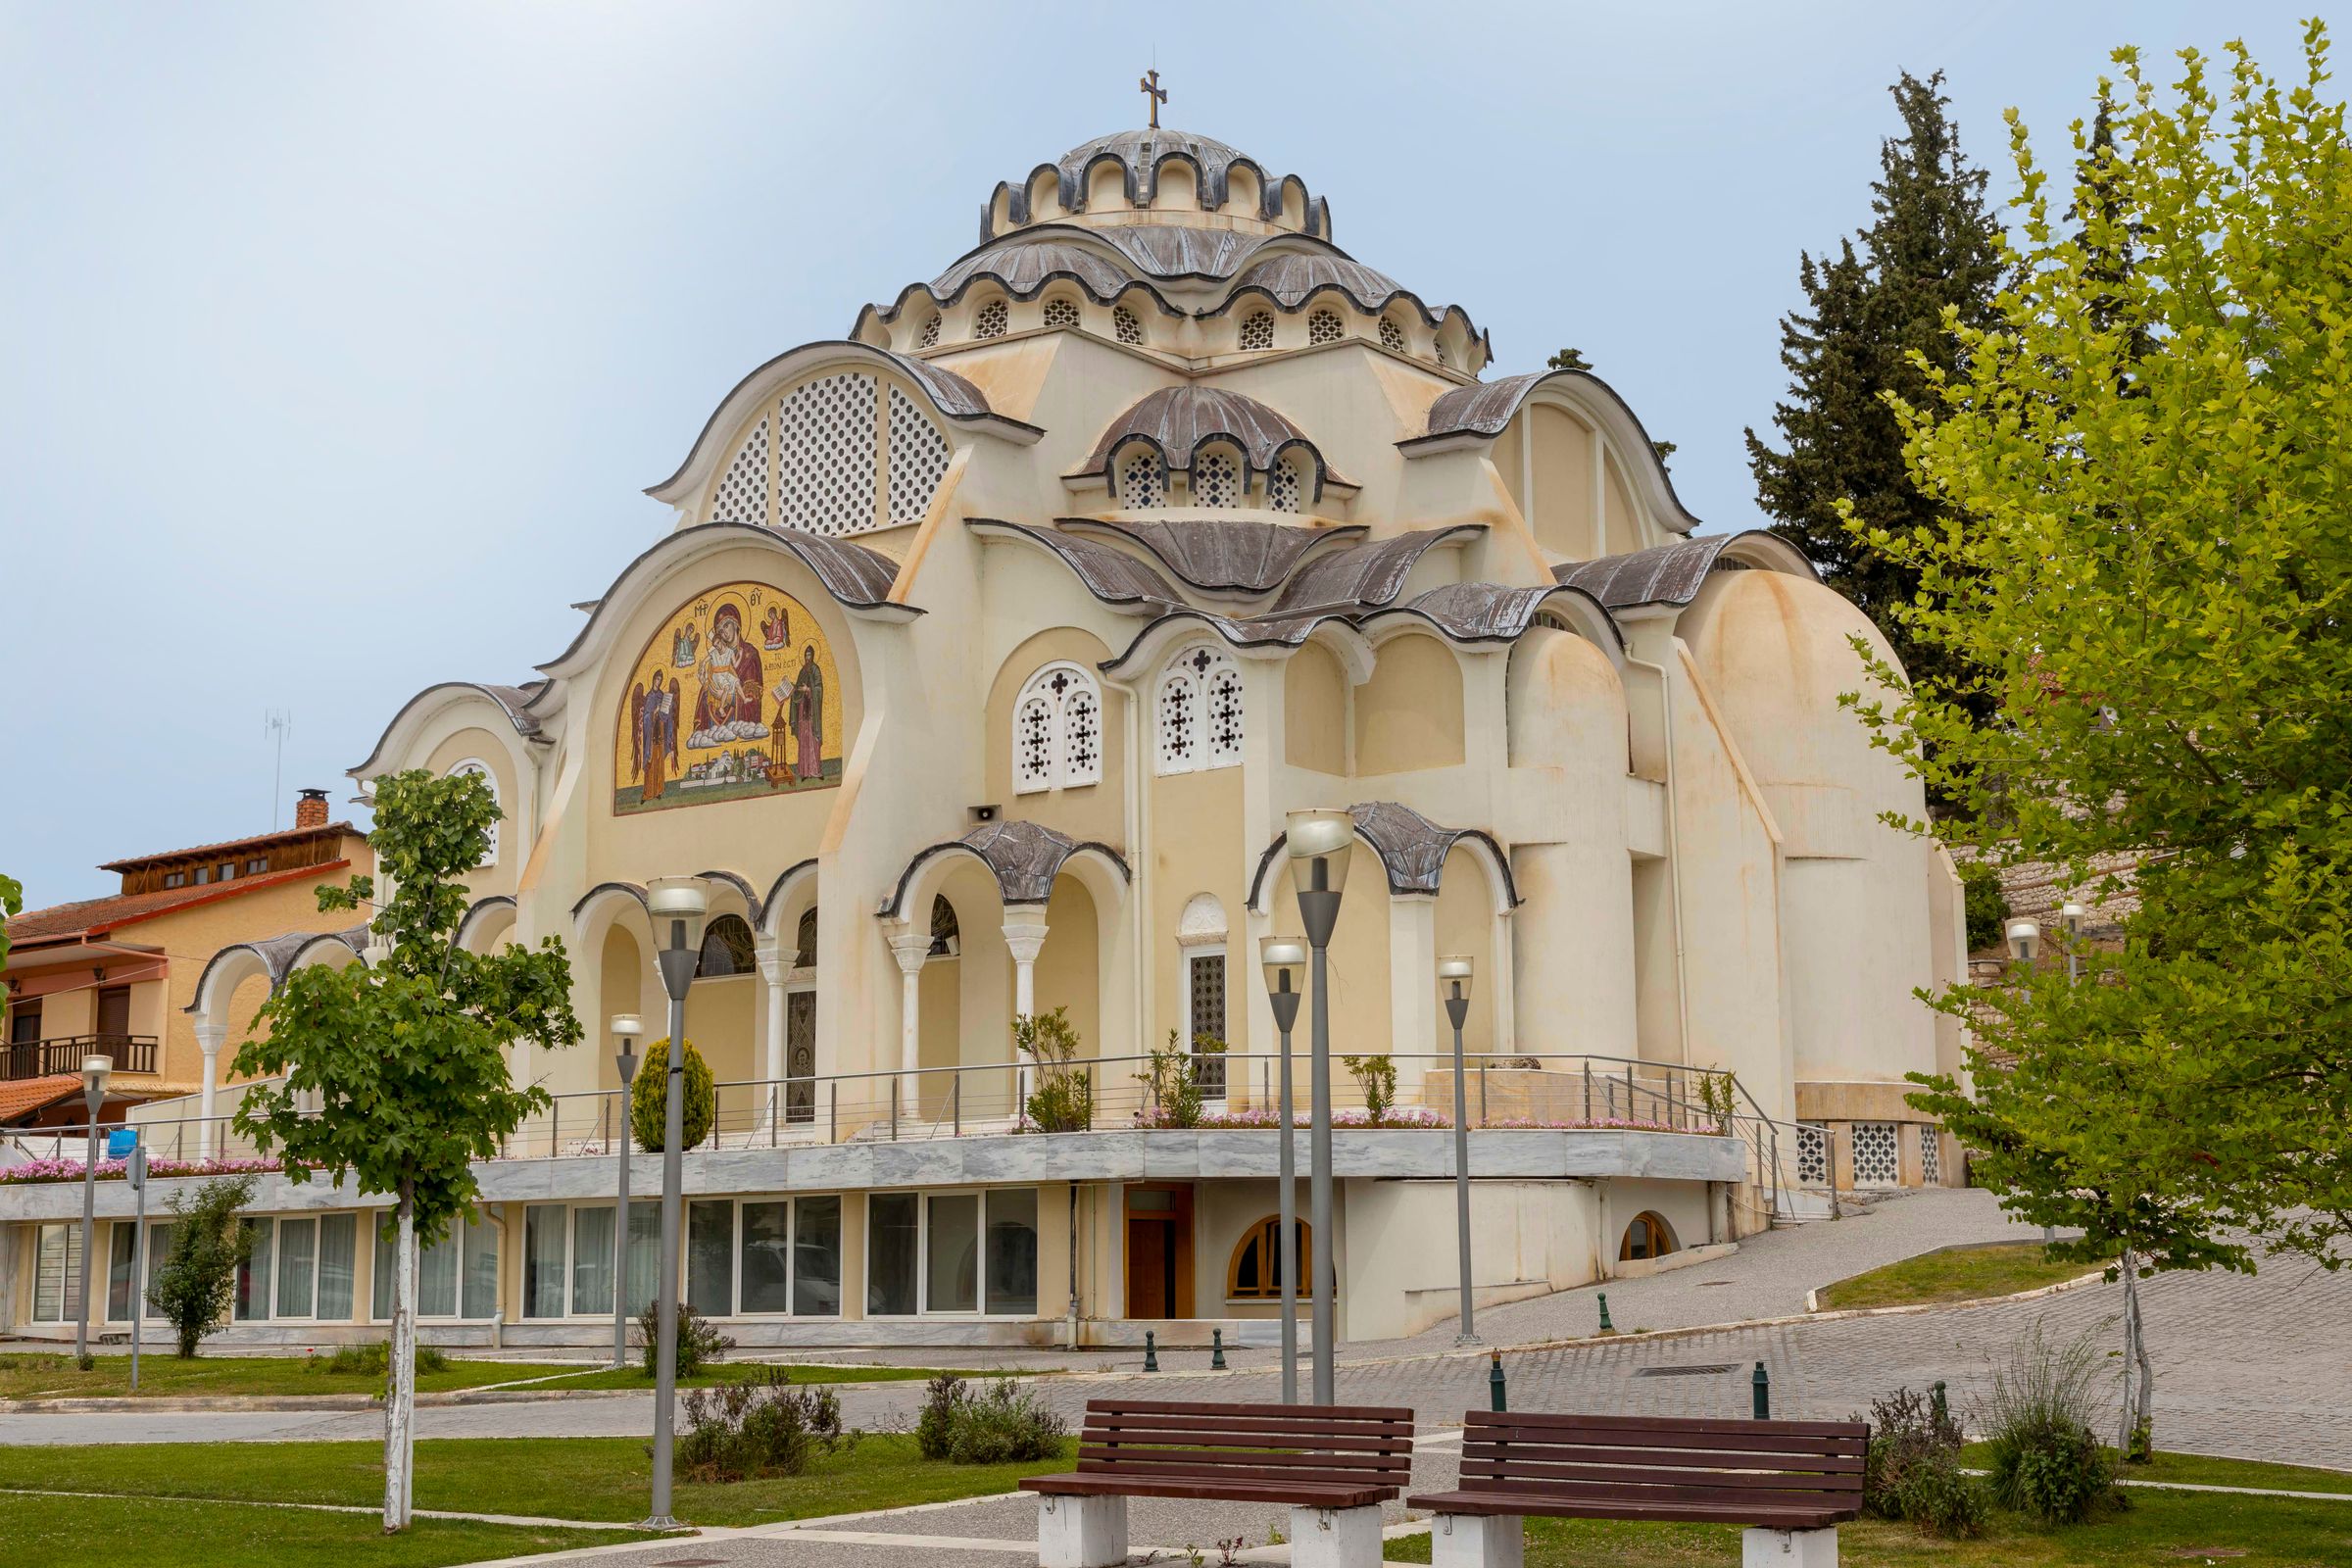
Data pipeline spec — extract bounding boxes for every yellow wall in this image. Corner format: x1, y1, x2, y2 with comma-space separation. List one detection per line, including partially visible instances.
1356, 635, 1464, 775
1146, 765, 1249, 1048
1432, 846, 1496, 1057
1529, 403, 1594, 559
1032, 877, 1101, 1062
1282, 642, 1348, 774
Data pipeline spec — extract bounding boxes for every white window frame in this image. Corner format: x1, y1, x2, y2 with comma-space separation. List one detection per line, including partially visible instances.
862, 1187, 1040, 1320
370, 1208, 500, 1324
1154, 644, 1244, 777
1011, 662, 1104, 795
31, 1222, 82, 1323
448, 758, 497, 865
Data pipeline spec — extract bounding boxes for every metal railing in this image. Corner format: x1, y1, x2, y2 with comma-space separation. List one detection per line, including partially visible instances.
5, 1052, 1763, 1168
0, 1033, 161, 1082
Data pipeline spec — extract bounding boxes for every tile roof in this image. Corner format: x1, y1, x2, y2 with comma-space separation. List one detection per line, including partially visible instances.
5, 860, 354, 947
99, 820, 360, 873
0, 1074, 85, 1125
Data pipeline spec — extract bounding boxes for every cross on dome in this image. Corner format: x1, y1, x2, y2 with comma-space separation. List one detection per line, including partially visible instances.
1139, 67, 1167, 129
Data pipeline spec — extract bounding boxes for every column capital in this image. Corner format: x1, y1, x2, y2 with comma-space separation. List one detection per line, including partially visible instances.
887, 928, 932, 975
1000, 910, 1051, 964
194, 1022, 228, 1053
754, 938, 789, 985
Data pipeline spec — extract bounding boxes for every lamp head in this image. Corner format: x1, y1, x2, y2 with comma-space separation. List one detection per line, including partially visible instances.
611, 1013, 643, 1081
2059, 902, 2086, 939
362, 932, 394, 969
2006, 918, 2041, 964
645, 877, 710, 956
1283, 808, 1352, 942
80, 1054, 113, 1105
1260, 935, 1308, 997
1437, 954, 1475, 1002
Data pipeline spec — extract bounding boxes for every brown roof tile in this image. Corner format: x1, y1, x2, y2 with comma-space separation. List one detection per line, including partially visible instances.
0, 1074, 85, 1124
98, 820, 360, 873
6, 860, 353, 947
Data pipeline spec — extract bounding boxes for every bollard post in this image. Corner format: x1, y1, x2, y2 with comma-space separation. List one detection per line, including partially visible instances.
1210, 1328, 1226, 1370
1596, 1292, 1615, 1335
1751, 1361, 1770, 1419
1142, 1330, 1158, 1373
1932, 1380, 1947, 1424
1489, 1350, 1507, 1412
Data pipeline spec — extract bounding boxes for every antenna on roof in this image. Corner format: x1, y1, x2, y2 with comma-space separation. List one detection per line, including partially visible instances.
265, 710, 294, 829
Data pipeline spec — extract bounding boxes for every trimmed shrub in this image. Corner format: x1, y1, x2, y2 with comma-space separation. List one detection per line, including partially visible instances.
1979, 1321, 2120, 1523
636, 1300, 736, 1380
915, 1373, 1064, 1463
1859, 1386, 1985, 1538
630, 1036, 716, 1152
675, 1369, 849, 1481
317, 1341, 448, 1379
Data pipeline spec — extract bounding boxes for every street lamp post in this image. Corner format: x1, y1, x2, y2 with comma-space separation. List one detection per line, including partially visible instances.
1438, 956, 1479, 1347
75, 1055, 112, 1364
642, 877, 709, 1533
2060, 902, 2085, 985
1284, 808, 1352, 1406
1259, 936, 1308, 1404
610, 1013, 643, 1372
127, 1141, 147, 1391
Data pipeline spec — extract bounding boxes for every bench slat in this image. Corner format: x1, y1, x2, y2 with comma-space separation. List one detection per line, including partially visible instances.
1082, 1446, 1407, 1474
1464, 1444, 1864, 1477
1410, 1489, 1855, 1529
1029, 1475, 1394, 1508
1466, 1426, 1866, 1460
1464, 1410, 1864, 1440
1087, 1398, 1411, 1422
1459, 1458, 1863, 1494
1088, 1418, 1411, 1453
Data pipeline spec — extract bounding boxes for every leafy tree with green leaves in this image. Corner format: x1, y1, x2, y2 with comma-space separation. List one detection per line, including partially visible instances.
1746, 72, 2005, 721
1957, 859, 2009, 953
1545, 346, 1592, 372
230, 768, 579, 1529
145, 1172, 257, 1358
1871, 26, 2352, 1458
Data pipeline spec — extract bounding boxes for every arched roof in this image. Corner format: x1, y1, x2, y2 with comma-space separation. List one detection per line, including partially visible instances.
1054, 518, 1365, 596
1219, 253, 1485, 347
931, 237, 1135, 303
1080, 385, 1329, 478
1401, 368, 1704, 535
1553, 530, 1819, 610
1362, 581, 1624, 655
184, 926, 368, 1014
880, 818, 1129, 918
1244, 803, 1519, 910
1268, 525, 1483, 615
983, 129, 1326, 238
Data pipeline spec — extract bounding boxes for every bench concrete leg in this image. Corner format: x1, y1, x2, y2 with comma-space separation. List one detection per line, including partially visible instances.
1742, 1526, 1838, 1568
1288, 1502, 1385, 1568
1037, 1493, 1127, 1568
1429, 1512, 1524, 1568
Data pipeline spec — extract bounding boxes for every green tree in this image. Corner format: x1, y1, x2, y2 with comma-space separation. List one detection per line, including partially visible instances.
629, 1036, 715, 1151
1545, 346, 1592, 372
145, 1172, 257, 1358
1867, 27, 2352, 1458
1746, 72, 2006, 721
230, 768, 579, 1529
0, 871, 20, 1038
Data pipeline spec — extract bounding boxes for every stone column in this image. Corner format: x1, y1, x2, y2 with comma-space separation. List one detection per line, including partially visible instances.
887, 928, 930, 1123
1002, 910, 1050, 1123
1387, 894, 1440, 1078
756, 939, 787, 1131
195, 1022, 226, 1160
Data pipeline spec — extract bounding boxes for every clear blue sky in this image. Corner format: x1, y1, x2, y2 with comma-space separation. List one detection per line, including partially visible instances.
0, 1, 2324, 907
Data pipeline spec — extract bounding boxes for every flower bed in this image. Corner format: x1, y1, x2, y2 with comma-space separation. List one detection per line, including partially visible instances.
1132, 1107, 1697, 1134
0, 1155, 282, 1186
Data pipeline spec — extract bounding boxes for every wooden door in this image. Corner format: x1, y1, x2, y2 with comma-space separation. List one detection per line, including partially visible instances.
1122, 1185, 1194, 1319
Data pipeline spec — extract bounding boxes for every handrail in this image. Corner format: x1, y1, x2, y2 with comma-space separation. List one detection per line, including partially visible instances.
0, 1033, 163, 1082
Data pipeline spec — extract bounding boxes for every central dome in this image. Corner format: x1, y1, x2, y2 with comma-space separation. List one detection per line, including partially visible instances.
983, 127, 1329, 245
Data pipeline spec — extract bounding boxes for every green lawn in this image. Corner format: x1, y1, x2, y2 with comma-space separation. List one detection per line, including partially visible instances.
1815, 1242, 2108, 1311
0, 1353, 563, 1401
0, 1493, 648, 1568
1387, 1491, 2352, 1565
1956, 1444, 2352, 1497
524, 1361, 1002, 1391
0, 1433, 1076, 1529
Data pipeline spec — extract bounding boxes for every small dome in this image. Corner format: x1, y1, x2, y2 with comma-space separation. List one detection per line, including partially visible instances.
1228, 251, 1406, 312
985, 127, 1328, 241
929, 237, 1137, 304
1083, 385, 1314, 475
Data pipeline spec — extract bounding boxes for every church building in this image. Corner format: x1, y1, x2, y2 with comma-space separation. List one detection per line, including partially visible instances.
4, 116, 1968, 1348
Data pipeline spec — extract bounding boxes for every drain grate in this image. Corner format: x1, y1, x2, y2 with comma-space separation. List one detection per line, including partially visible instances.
655, 1559, 727, 1566
1694, 1280, 1736, 1287
1632, 1363, 1738, 1378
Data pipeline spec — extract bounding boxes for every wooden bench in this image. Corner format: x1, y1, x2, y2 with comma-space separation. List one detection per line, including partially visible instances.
1021, 1397, 1415, 1568
1408, 1410, 1868, 1568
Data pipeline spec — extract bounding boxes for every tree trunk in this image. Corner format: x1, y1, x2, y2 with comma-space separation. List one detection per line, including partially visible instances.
2118, 1247, 2154, 1456
384, 1191, 417, 1531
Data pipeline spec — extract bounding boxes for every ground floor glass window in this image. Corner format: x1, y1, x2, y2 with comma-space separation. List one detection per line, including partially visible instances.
868, 1189, 1038, 1316
375, 1210, 498, 1320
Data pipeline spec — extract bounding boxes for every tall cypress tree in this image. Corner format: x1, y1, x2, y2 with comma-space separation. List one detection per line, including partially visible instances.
1745, 73, 2003, 713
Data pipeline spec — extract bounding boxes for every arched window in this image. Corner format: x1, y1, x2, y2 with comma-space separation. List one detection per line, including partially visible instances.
1155, 644, 1244, 775
698, 913, 758, 978
1378, 317, 1405, 354
1192, 447, 1240, 509
1112, 305, 1144, 346
1118, 447, 1165, 509
1619, 1211, 1678, 1262
928, 895, 961, 958
916, 313, 941, 349
447, 760, 498, 865
1011, 662, 1104, 795
1266, 455, 1304, 514
974, 298, 1008, 339
1238, 311, 1274, 351
1307, 308, 1343, 345
1434, 340, 1450, 368
1228, 1215, 1311, 1300
794, 906, 819, 968
1042, 296, 1081, 329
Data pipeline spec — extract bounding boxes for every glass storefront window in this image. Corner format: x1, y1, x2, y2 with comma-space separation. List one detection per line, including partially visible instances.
523, 1205, 566, 1319
687, 1200, 734, 1317
318, 1213, 358, 1321
739, 1201, 791, 1314
275, 1217, 318, 1319
867, 1193, 919, 1315
984, 1189, 1039, 1316
234, 1218, 272, 1321
107, 1223, 137, 1321
570, 1206, 615, 1317
925, 1194, 980, 1314
794, 1196, 841, 1317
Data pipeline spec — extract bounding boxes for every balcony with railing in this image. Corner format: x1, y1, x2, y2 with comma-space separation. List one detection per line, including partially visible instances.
0, 1033, 160, 1082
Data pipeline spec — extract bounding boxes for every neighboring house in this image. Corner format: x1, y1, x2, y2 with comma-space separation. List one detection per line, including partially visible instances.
3, 122, 1970, 1349
2, 791, 369, 1128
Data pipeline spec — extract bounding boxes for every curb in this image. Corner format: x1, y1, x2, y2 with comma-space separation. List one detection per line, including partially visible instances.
0, 1386, 650, 1414
1803, 1265, 2112, 1318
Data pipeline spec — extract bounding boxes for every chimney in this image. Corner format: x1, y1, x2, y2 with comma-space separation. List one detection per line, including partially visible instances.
295, 788, 329, 830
